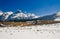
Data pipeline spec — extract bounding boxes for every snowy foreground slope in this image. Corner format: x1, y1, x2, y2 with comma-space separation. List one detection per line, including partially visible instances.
0, 23, 60, 39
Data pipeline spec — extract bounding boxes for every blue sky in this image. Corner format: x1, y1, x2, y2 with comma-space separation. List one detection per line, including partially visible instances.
0, 0, 60, 16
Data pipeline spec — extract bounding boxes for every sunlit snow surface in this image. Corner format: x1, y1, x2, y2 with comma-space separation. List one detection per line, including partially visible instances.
0, 23, 60, 39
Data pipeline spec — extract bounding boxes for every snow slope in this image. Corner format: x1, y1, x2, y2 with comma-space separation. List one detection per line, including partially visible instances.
54, 12, 60, 21
0, 23, 60, 39
39, 11, 60, 21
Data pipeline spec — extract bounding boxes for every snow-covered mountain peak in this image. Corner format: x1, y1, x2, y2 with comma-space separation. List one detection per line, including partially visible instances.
31, 13, 35, 16
15, 10, 23, 13
39, 11, 60, 21
2, 11, 13, 21
6, 11, 13, 15
56, 11, 60, 16
12, 12, 25, 18
0, 10, 40, 21
0, 11, 3, 16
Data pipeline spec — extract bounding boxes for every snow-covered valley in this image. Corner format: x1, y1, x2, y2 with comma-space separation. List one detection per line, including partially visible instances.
0, 23, 60, 39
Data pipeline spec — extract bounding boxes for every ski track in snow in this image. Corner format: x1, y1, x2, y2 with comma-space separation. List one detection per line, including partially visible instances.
0, 23, 60, 39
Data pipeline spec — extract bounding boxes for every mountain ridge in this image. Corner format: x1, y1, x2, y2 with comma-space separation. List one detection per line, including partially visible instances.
38, 11, 60, 21
0, 10, 60, 22
0, 10, 39, 22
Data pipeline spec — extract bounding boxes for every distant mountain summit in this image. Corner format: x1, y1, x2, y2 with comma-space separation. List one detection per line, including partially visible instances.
38, 11, 60, 21
54, 12, 60, 21
0, 10, 39, 21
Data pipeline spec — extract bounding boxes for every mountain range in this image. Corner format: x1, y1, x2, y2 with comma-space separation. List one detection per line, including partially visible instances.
37, 11, 60, 21
0, 10, 39, 22
0, 10, 60, 22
